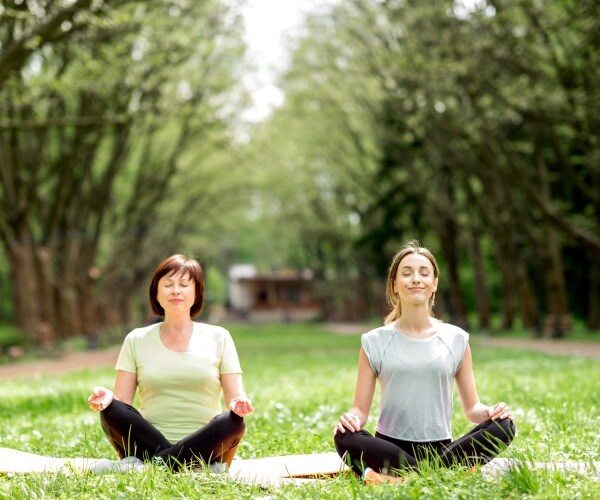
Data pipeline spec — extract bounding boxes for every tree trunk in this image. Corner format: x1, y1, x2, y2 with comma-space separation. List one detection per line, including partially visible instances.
79, 276, 98, 348
491, 231, 516, 331
541, 231, 570, 337
34, 245, 57, 346
4, 234, 41, 342
514, 245, 538, 331
79, 238, 101, 347
587, 247, 600, 329
434, 163, 468, 329
437, 217, 469, 329
465, 227, 491, 330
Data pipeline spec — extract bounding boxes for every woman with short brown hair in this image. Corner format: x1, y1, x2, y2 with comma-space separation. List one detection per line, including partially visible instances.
88, 254, 253, 473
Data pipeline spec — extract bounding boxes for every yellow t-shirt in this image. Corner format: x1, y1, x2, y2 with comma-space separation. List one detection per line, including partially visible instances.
115, 322, 242, 442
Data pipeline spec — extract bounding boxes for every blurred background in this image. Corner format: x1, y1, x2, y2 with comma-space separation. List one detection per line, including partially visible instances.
0, 0, 598, 354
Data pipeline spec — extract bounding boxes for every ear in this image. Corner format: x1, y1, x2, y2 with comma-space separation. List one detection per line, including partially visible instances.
432, 277, 438, 292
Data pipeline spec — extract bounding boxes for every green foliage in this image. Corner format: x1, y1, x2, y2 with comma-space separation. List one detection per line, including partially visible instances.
0, 324, 26, 349
244, 0, 600, 330
0, 324, 598, 498
0, 0, 255, 339
204, 267, 228, 306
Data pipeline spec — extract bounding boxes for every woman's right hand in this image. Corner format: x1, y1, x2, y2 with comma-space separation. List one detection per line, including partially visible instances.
335, 412, 362, 435
88, 386, 114, 412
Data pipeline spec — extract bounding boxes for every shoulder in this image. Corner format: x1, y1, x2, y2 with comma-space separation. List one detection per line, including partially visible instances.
436, 323, 469, 370
117, 323, 159, 364
360, 325, 394, 375
437, 322, 469, 343
195, 322, 233, 341
361, 324, 394, 348
124, 323, 160, 341
195, 322, 230, 335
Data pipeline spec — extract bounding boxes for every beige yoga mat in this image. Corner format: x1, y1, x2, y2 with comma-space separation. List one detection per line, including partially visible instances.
228, 451, 349, 486
2, 447, 597, 487
0, 447, 99, 473
0, 447, 348, 484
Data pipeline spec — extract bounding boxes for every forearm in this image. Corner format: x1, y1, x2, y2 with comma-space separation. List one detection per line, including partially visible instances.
336, 347, 376, 434
224, 391, 247, 407
221, 373, 253, 416
466, 402, 492, 424
347, 406, 368, 426
112, 392, 134, 405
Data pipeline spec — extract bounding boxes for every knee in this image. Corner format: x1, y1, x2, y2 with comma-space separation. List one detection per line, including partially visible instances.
100, 398, 129, 421
496, 418, 516, 444
227, 411, 246, 437
503, 418, 516, 438
333, 432, 348, 459
333, 430, 347, 447
99, 401, 118, 427
334, 429, 356, 453
497, 417, 515, 433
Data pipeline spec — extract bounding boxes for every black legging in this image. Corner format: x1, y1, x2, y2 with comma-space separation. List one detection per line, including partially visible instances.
100, 400, 245, 471
335, 418, 516, 475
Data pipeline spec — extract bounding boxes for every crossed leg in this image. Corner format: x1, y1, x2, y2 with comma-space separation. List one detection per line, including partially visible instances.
100, 400, 245, 471
334, 418, 516, 476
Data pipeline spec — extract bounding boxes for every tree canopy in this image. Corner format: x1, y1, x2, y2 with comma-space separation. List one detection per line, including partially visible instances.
0, 0, 598, 343
0, 0, 252, 343
245, 0, 600, 333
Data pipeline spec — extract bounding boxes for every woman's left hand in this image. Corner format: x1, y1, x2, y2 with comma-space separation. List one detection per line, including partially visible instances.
488, 402, 513, 421
230, 397, 254, 417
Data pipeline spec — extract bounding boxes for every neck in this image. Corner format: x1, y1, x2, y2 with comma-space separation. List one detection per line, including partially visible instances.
395, 306, 436, 336
159, 316, 194, 353
161, 315, 194, 334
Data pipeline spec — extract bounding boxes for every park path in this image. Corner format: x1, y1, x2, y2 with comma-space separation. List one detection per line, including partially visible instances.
0, 345, 121, 380
0, 327, 598, 380
476, 336, 600, 360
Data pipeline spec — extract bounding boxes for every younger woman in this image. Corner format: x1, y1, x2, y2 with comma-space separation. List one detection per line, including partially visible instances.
334, 241, 515, 484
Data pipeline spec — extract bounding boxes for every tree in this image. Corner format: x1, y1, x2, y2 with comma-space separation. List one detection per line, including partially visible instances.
0, 0, 249, 343
245, 0, 600, 332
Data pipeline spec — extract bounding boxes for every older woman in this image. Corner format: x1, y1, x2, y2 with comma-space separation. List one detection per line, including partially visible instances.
334, 241, 515, 484
88, 254, 253, 473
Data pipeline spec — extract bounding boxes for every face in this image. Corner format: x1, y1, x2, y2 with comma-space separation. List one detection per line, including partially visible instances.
156, 270, 196, 315
393, 253, 438, 306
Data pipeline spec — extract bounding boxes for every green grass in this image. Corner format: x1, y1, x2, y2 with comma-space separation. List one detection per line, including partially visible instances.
1, 323, 599, 499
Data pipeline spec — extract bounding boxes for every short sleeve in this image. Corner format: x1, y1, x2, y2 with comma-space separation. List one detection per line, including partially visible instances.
454, 328, 469, 373
219, 330, 242, 374
115, 333, 137, 373
439, 325, 469, 374
361, 332, 381, 376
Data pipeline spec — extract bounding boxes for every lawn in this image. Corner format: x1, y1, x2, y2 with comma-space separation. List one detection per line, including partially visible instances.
0, 323, 598, 499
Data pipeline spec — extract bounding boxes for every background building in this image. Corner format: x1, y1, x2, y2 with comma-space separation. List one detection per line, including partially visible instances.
228, 264, 321, 322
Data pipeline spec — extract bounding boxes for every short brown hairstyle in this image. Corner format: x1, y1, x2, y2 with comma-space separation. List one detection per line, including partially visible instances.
149, 254, 205, 318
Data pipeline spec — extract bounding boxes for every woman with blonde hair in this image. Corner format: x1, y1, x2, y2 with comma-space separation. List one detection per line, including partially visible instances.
334, 241, 515, 484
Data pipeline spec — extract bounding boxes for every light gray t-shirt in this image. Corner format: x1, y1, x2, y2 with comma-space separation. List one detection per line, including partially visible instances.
362, 322, 468, 442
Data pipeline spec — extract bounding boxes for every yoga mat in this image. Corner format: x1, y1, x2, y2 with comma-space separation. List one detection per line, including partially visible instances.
0, 447, 348, 485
